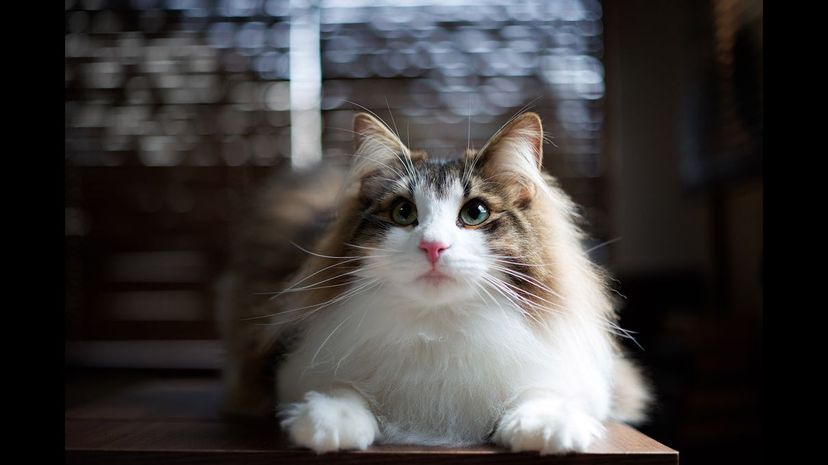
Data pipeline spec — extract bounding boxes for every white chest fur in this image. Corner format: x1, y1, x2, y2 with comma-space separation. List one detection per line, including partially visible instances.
276, 289, 613, 445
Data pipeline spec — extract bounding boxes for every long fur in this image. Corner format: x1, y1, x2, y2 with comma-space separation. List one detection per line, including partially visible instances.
217, 112, 651, 453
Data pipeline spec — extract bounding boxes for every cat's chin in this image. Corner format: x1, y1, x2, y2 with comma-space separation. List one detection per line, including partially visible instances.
396, 274, 476, 307
416, 269, 454, 286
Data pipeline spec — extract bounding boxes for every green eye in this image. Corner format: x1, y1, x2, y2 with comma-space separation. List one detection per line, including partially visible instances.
391, 198, 418, 226
460, 199, 490, 226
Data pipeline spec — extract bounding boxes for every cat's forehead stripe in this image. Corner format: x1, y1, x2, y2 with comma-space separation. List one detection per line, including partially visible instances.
415, 159, 466, 198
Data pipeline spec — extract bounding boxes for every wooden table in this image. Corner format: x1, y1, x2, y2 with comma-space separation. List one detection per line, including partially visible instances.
65, 376, 678, 464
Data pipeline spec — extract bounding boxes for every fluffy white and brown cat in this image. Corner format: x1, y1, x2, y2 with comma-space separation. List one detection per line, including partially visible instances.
217, 112, 650, 455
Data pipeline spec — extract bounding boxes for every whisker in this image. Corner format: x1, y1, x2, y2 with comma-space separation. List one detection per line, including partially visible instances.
275, 276, 373, 294
488, 269, 564, 306
270, 261, 385, 299
269, 263, 360, 297
334, 282, 385, 376
471, 279, 525, 331
327, 128, 409, 179
264, 257, 365, 299
384, 96, 401, 140
257, 279, 380, 325
489, 264, 566, 300
481, 275, 547, 325
467, 94, 472, 154
289, 241, 387, 261
350, 149, 407, 180
484, 272, 643, 349
305, 280, 382, 368
584, 237, 622, 254
309, 312, 356, 368
343, 242, 399, 253
345, 100, 396, 136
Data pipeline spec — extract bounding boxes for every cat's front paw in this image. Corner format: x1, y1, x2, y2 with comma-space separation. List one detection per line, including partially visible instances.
494, 398, 605, 454
280, 390, 379, 454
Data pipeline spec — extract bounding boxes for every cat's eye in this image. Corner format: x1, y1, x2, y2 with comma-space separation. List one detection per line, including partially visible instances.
390, 198, 418, 226
459, 199, 490, 226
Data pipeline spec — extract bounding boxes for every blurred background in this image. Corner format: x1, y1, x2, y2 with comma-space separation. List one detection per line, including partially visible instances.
65, 0, 762, 464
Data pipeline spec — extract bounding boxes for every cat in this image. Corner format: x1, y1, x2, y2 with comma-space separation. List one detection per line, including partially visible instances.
216, 111, 651, 455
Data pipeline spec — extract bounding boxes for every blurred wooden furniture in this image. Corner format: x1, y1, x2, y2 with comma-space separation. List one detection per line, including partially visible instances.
65, 374, 678, 464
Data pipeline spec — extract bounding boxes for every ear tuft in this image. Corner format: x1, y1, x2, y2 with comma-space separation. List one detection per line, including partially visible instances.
353, 112, 405, 154
346, 112, 412, 192
469, 112, 546, 204
476, 112, 543, 170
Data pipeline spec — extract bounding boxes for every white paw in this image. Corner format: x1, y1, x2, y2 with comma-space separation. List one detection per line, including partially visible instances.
494, 398, 606, 454
280, 391, 379, 454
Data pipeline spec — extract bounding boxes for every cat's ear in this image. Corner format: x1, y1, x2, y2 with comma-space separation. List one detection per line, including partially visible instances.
475, 112, 543, 172
472, 112, 544, 202
350, 112, 411, 176
344, 113, 412, 199
352, 112, 408, 156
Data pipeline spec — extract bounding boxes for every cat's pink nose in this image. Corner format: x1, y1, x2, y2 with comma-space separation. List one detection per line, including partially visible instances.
419, 240, 450, 265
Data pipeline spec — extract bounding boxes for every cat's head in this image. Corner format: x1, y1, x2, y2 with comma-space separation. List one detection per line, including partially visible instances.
330, 111, 577, 312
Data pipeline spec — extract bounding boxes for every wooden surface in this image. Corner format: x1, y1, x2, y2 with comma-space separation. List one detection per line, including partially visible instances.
65, 376, 678, 464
